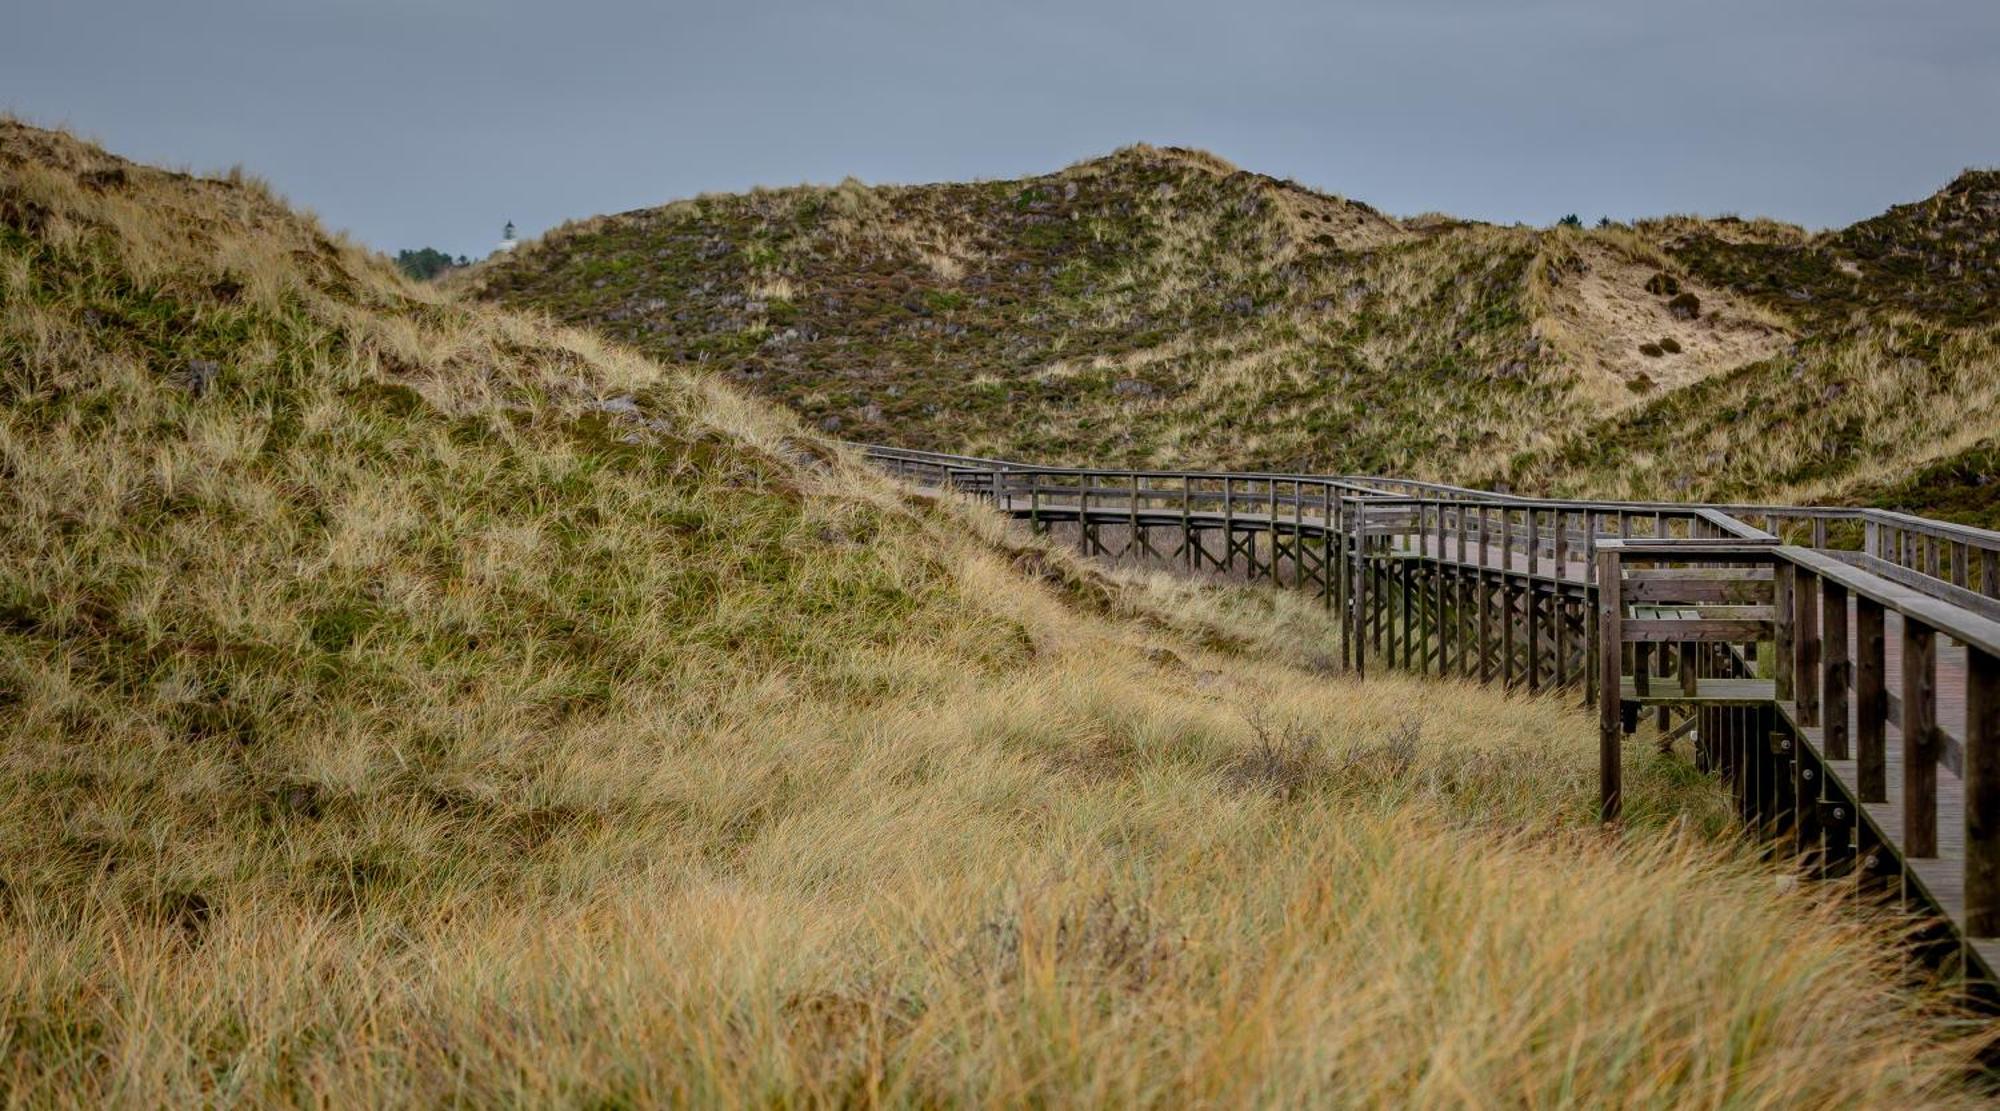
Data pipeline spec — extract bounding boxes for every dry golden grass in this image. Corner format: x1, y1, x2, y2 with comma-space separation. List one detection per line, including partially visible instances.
2, 120, 1993, 1105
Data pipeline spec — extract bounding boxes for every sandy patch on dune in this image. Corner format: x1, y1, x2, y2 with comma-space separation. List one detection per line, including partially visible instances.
1549, 239, 1790, 404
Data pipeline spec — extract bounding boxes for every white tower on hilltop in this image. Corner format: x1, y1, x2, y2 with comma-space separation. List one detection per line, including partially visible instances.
495, 220, 518, 254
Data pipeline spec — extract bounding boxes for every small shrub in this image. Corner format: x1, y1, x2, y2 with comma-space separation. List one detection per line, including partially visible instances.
1228, 710, 1324, 800
1556, 214, 1583, 229
1668, 291, 1702, 320
1658, 336, 1682, 354
1644, 272, 1680, 297
1627, 373, 1656, 393
1639, 342, 1665, 358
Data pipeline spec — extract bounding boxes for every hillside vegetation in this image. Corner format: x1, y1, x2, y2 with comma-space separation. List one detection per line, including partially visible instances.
468, 146, 1999, 523
2, 122, 1991, 1103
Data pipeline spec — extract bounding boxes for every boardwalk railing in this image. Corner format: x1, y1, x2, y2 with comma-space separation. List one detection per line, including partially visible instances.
858, 442, 2000, 982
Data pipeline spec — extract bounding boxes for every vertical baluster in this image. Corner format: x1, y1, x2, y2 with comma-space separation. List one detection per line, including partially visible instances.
1222, 479, 1234, 574
1773, 564, 1795, 705
1598, 550, 1624, 821
1855, 597, 1888, 802
1903, 617, 1939, 857
1182, 476, 1195, 569
1822, 579, 1850, 759
1401, 504, 1416, 670
1479, 506, 1493, 684
1967, 646, 2000, 937
1320, 484, 1333, 609
1796, 567, 1820, 727
1349, 503, 1366, 678
1128, 470, 1139, 561
1078, 473, 1091, 555
1555, 511, 1571, 688
1526, 508, 1541, 693
1454, 501, 1469, 677
1502, 510, 1517, 689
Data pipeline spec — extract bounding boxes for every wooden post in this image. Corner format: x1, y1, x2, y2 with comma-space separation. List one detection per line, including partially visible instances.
1795, 567, 1820, 727
1455, 503, 1470, 677
1856, 597, 1888, 803
1400, 535, 1415, 670
1432, 502, 1447, 674
1320, 485, 1333, 609
1222, 480, 1235, 575
1557, 593, 1573, 689
1903, 616, 1938, 858
1525, 510, 1542, 693
1478, 508, 1493, 684
1372, 535, 1387, 659
1967, 646, 2000, 937
1351, 506, 1367, 679
1078, 476, 1091, 555
1181, 476, 1194, 569
1774, 563, 1795, 704
1822, 579, 1850, 760
1554, 509, 1570, 581
1268, 481, 1280, 586
1599, 549, 1624, 821
1128, 471, 1140, 562
1294, 481, 1305, 592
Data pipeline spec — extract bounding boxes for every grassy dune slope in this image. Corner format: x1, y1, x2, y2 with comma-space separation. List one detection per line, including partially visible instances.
470, 148, 1997, 515
1, 123, 1989, 1104
1500, 172, 2000, 506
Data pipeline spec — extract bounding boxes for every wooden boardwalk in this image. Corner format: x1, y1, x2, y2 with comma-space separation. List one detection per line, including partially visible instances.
862, 445, 2000, 987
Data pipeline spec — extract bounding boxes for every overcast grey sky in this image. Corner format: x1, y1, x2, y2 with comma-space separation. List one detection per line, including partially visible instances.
6, 0, 1996, 259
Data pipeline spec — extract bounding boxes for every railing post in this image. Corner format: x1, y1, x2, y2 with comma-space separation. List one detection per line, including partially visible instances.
1078, 473, 1091, 555
1479, 506, 1494, 685
1222, 480, 1234, 575
1128, 470, 1139, 562
1856, 597, 1888, 802
1182, 476, 1195, 570
1351, 504, 1367, 679
1318, 484, 1332, 609
1795, 566, 1820, 727
1526, 508, 1542, 693
1774, 563, 1796, 704
1903, 616, 1938, 858
1267, 481, 1280, 586
1822, 579, 1850, 759
1297, 485, 1314, 597
1598, 548, 1624, 822
1968, 646, 2000, 937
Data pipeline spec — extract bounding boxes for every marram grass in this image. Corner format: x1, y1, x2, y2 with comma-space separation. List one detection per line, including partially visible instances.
0, 119, 1991, 1106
